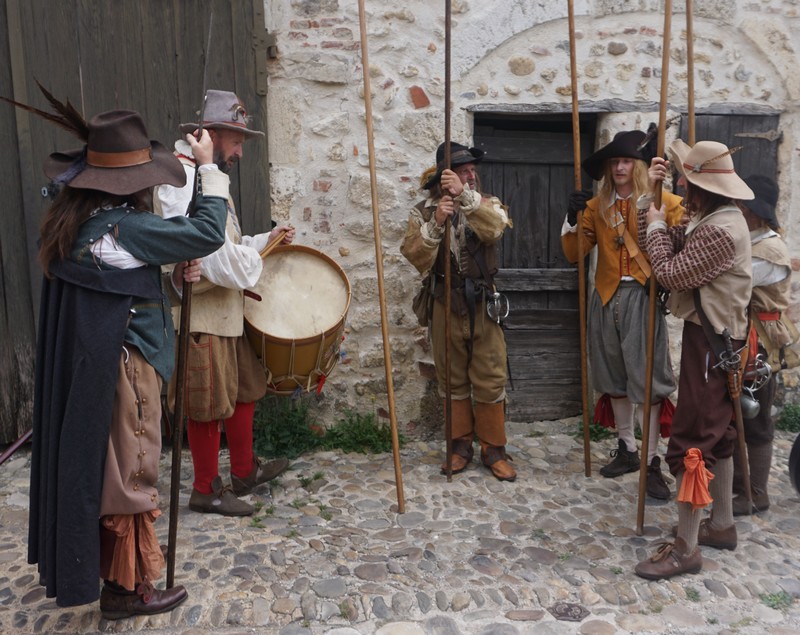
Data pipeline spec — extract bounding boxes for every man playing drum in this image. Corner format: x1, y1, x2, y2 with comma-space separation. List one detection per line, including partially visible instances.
401, 142, 516, 482
155, 90, 294, 516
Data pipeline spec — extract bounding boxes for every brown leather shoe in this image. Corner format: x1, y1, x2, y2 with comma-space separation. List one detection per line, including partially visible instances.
670, 518, 737, 550
440, 436, 474, 475
480, 443, 517, 482
231, 457, 290, 496
189, 476, 254, 516
634, 538, 702, 580
100, 580, 188, 620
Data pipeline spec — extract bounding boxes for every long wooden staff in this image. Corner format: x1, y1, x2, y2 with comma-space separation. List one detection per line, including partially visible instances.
636, 0, 673, 535
686, 0, 696, 145
356, 0, 405, 513
167, 10, 214, 588
567, 0, 591, 478
443, 0, 454, 481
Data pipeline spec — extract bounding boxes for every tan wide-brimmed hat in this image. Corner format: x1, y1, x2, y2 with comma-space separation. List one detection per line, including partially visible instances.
44, 110, 186, 195
668, 139, 754, 200
179, 89, 263, 139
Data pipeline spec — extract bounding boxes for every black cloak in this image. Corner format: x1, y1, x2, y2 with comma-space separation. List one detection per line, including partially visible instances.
28, 258, 161, 607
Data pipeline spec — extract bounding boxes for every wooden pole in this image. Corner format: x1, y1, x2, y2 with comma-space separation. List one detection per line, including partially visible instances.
443, 0, 453, 481
636, 0, 672, 536
686, 0, 696, 145
567, 0, 591, 478
356, 0, 406, 513
167, 10, 214, 587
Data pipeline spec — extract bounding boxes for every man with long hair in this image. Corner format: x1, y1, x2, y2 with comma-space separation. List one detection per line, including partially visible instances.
561, 129, 684, 499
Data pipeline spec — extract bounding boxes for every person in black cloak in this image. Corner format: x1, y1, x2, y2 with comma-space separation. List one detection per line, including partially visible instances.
26, 106, 230, 618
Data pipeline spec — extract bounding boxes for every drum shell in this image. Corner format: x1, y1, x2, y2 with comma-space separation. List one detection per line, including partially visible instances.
244, 245, 351, 394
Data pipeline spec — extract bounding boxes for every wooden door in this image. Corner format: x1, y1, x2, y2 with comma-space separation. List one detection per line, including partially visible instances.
474, 115, 595, 422
678, 113, 780, 182
0, 0, 272, 442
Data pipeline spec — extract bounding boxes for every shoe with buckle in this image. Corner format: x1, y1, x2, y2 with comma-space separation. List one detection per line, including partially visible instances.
599, 439, 640, 478
634, 537, 702, 580
231, 457, 290, 496
646, 456, 671, 500
100, 579, 188, 620
671, 518, 737, 550
189, 475, 254, 516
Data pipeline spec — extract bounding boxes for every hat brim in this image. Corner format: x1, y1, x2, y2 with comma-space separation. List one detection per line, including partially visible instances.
669, 139, 754, 200
44, 140, 187, 195
581, 130, 647, 181
422, 149, 484, 190
179, 122, 264, 138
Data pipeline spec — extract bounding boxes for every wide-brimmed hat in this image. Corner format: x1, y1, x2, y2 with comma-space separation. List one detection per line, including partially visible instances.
179, 89, 264, 138
423, 142, 485, 190
743, 174, 779, 228
582, 130, 647, 181
44, 110, 186, 195
669, 139, 754, 200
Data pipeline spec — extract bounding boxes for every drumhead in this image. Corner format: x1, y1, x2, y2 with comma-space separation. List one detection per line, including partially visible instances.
245, 245, 350, 340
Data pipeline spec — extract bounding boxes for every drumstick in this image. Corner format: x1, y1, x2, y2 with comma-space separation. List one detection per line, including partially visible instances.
259, 229, 290, 259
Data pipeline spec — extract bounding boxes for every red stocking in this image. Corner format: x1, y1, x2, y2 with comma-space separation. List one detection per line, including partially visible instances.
224, 402, 255, 480
186, 419, 221, 494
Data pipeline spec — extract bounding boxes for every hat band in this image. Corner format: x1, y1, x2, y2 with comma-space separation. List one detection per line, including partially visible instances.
683, 162, 734, 175
87, 147, 153, 168
202, 120, 249, 129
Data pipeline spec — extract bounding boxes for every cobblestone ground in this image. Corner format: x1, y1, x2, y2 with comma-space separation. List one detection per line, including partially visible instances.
1, 419, 800, 635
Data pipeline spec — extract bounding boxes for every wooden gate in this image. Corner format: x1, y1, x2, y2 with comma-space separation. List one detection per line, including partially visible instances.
679, 113, 780, 183
474, 114, 595, 422
0, 0, 272, 442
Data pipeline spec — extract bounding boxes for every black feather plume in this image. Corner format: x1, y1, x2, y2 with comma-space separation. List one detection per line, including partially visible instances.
0, 80, 88, 141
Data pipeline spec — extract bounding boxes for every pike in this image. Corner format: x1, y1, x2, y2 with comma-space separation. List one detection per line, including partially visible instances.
166, 9, 214, 589
636, 0, 673, 536
442, 0, 454, 480
355, 0, 406, 512
567, 0, 591, 477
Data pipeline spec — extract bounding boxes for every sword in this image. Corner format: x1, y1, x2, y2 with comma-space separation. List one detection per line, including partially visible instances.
722, 328, 754, 515
167, 8, 214, 589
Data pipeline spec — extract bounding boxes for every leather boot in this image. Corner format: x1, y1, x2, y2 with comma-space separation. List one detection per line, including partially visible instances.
480, 441, 516, 481
440, 436, 474, 474
474, 401, 516, 482
100, 579, 188, 620
733, 443, 772, 515
600, 439, 640, 478
440, 398, 475, 475
634, 537, 702, 580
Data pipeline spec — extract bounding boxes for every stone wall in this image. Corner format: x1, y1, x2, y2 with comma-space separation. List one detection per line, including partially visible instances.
263, 0, 800, 430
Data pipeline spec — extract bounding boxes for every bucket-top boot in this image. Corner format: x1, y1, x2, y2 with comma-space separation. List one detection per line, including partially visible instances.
474, 401, 516, 482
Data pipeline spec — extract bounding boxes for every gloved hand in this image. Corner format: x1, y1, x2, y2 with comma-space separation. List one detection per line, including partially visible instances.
567, 189, 593, 225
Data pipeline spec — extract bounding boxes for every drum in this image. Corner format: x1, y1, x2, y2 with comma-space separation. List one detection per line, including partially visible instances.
244, 244, 351, 395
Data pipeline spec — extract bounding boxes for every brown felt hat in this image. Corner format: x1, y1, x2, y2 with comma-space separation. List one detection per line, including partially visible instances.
44, 110, 186, 195
179, 89, 263, 138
